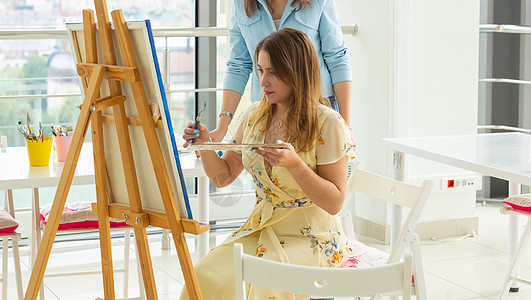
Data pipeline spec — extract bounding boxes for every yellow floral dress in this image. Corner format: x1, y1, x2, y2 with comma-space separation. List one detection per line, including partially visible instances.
180, 103, 355, 300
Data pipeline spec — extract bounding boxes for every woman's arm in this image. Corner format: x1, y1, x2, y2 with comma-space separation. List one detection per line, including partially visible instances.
212, 2, 254, 142
199, 150, 244, 188
333, 80, 352, 126
210, 90, 242, 142
256, 145, 348, 215
319, 0, 352, 124
183, 122, 244, 188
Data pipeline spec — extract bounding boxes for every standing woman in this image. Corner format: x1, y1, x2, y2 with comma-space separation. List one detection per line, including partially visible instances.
210, 0, 352, 142
180, 28, 355, 300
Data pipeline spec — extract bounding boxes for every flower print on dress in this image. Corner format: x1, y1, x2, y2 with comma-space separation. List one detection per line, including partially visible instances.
256, 243, 267, 257
300, 227, 346, 266
263, 186, 280, 202
271, 176, 280, 188
332, 250, 344, 263
255, 193, 263, 205
343, 142, 356, 160
250, 164, 262, 176
318, 136, 325, 145
252, 174, 264, 190
229, 227, 252, 238
275, 198, 308, 208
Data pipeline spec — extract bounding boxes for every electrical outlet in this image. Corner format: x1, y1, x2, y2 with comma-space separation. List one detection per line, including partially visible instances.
407, 172, 482, 192
441, 175, 482, 191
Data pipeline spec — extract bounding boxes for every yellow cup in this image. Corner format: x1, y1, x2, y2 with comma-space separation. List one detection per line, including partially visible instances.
26, 137, 53, 166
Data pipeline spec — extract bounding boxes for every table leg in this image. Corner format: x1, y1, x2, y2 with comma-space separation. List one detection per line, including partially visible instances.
390, 151, 405, 249
197, 177, 209, 259
31, 188, 38, 267
161, 229, 171, 250
508, 182, 521, 292
5, 190, 14, 218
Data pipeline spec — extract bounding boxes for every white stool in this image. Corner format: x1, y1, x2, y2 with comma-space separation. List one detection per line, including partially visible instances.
0, 195, 23, 300
499, 206, 531, 300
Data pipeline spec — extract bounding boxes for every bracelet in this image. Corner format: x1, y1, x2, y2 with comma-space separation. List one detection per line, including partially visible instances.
219, 110, 234, 120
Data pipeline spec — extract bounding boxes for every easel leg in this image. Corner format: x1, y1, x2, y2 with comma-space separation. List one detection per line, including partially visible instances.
133, 228, 158, 299
82, 9, 117, 299
24, 66, 105, 300
92, 110, 116, 300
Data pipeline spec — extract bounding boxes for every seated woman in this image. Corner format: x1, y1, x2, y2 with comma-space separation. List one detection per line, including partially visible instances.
181, 27, 355, 300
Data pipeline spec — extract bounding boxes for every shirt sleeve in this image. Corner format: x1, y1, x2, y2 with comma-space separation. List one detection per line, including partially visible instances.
223, 3, 254, 95
319, 0, 352, 84
316, 111, 356, 165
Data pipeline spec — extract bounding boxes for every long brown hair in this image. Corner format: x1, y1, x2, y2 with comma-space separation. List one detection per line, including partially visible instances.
244, 0, 311, 17
251, 28, 323, 152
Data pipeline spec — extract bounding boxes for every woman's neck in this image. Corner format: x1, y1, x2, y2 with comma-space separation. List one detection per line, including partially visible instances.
267, 0, 289, 20
273, 103, 288, 117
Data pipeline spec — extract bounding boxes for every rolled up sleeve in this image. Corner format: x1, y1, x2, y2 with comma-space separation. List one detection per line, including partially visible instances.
319, 0, 352, 84
223, 4, 254, 95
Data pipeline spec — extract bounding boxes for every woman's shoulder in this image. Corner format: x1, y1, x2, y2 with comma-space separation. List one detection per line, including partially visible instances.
317, 104, 347, 128
317, 103, 338, 118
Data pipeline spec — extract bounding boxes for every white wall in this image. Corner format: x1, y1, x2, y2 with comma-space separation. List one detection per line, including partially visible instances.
337, 0, 480, 228
337, 0, 392, 224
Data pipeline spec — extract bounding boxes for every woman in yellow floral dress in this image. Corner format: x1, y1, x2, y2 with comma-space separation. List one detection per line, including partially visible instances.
181, 28, 355, 300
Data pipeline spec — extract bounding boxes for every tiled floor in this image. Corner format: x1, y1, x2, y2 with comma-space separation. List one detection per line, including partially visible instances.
3, 202, 531, 299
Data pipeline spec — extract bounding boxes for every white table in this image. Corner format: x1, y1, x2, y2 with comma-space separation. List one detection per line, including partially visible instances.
382, 132, 530, 292
0, 144, 211, 261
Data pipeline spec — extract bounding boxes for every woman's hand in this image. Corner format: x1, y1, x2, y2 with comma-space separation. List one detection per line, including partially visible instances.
182, 121, 210, 148
253, 141, 302, 169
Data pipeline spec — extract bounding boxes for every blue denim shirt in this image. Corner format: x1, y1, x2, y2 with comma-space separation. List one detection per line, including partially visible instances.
223, 0, 352, 102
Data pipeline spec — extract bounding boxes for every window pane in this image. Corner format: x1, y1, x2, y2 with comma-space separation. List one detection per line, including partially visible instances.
0, 39, 81, 147
0, 0, 197, 211
0, 1, 195, 28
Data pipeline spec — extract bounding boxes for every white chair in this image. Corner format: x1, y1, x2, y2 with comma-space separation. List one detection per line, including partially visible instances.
233, 243, 412, 299
340, 161, 434, 300
1, 190, 23, 300
498, 206, 531, 300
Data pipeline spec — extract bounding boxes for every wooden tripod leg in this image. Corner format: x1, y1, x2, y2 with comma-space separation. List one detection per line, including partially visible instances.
24, 66, 105, 300
111, 9, 202, 300
92, 111, 116, 300
83, 8, 116, 300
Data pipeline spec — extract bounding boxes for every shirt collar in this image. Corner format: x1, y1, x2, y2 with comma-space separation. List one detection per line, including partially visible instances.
256, 0, 297, 26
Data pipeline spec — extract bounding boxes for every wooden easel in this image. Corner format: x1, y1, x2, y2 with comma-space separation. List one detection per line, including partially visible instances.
24, 0, 207, 299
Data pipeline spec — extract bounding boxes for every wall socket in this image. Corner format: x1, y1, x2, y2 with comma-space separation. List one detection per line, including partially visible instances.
408, 172, 482, 193
441, 175, 482, 191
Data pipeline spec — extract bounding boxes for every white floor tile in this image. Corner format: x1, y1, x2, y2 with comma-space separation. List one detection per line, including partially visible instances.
419, 239, 502, 263
424, 253, 531, 298
423, 271, 483, 300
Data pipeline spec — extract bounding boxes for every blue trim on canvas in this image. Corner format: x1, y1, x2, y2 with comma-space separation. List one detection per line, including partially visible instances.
145, 19, 193, 219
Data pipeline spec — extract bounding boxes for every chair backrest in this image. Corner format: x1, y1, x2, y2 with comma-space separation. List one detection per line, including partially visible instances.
233, 243, 412, 299
347, 161, 433, 264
